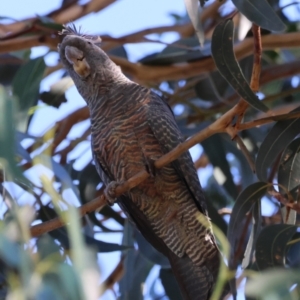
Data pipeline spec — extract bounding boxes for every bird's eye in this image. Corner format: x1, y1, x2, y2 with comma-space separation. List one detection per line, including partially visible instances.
87, 41, 91, 45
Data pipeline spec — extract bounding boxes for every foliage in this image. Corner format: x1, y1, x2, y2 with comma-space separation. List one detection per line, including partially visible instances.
0, 0, 300, 299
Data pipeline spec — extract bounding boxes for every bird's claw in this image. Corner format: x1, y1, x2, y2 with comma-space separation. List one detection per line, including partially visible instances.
104, 181, 122, 206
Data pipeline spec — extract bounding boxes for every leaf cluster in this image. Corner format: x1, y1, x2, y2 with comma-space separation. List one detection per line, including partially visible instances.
0, 0, 300, 299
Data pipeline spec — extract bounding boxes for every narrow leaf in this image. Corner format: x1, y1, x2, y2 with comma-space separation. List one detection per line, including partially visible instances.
242, 200, 261, 269
12, 57, 46, 131
0, 86, 27, 182
228, 182, 268, 269
232, 0, 286, 32
278, 138, 300, 224
256, 106, 300, 182
246, 269, 300, 298
255, 224, 297, 270
184, 0, 205, 46
211, 19, 268, 112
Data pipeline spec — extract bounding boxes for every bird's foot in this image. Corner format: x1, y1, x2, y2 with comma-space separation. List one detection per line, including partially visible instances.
104, 181, 123, 206
145, 157, 156, 177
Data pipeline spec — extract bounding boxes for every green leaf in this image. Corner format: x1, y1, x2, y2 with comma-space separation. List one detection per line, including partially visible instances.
278, 138, 300, 224
211, 19, 269, 112
36, 234, 62, 262
195, 71, 229, 103
232, 0, 286, 32
278, 137, 300, 200
0, 234, 21, 267
0, 86, 27, 182
119, 221, 153, 300
242, 200, 261, 269
227, 182, 268, 270
255, 224, 297, 270
246, 269, 300, 299
256, 106, 300, 182
139, 37, 209, 66
36, 15, 63, 31
12, 57, 46, 131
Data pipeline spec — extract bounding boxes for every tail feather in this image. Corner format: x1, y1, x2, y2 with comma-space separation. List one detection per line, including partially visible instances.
168, 249, 227, 300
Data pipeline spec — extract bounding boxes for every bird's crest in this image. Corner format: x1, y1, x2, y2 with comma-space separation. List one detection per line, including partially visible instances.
59, 23, 102, 44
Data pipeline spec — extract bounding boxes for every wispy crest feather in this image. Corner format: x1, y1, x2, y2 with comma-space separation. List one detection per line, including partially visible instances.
59, 23, 102, 43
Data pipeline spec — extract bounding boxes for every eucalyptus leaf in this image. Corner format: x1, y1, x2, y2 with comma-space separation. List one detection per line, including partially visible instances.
211, 19, 268, 112
232, 0, 286, 32
278, 138, 300, 224
256, 106, 300, 182
246, 269, 300, 299
184, 0, 204, 46
227, 182, 268, 270
0, 86, 28, 182
119, 221, 153, 300
139, 37, 209, 65
242, 201, 261, 269
12, 57, 46, 131
255, 224, 297, 270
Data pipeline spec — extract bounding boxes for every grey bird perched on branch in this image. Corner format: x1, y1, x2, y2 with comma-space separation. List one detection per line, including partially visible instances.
58, 25, 226, 300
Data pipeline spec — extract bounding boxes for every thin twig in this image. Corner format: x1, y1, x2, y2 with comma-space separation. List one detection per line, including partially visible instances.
228, 129, 255, 173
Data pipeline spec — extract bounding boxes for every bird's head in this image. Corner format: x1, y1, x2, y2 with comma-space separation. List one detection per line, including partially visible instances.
58, 25, 124, 103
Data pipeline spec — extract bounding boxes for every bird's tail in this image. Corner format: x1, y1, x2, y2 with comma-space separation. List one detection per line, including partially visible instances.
167, 249, 227, 300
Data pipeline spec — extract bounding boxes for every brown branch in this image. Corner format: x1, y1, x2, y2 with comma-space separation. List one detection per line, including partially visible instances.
1, 30, 300, 84
227, 127, 255, 172
250, 24, 262, 93
236, 24, 263, 128
52, 106, 90, 152
1, 0, 116, 34
238, 110, 300, 131
101, 256, 125, 293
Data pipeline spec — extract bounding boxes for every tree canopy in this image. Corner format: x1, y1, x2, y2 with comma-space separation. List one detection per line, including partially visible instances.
1, 0, 300, 299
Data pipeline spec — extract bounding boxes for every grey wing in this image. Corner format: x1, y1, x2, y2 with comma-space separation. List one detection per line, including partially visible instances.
147, 92, 208, 215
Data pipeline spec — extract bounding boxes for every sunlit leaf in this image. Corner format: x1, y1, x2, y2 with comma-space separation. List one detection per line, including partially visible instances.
242, 201, 261, 269
211, 19, 268, 112
256, 106, 300, 182
246, 269, 300, 299
184, 0, 204, 46
232, 0, 286, 32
